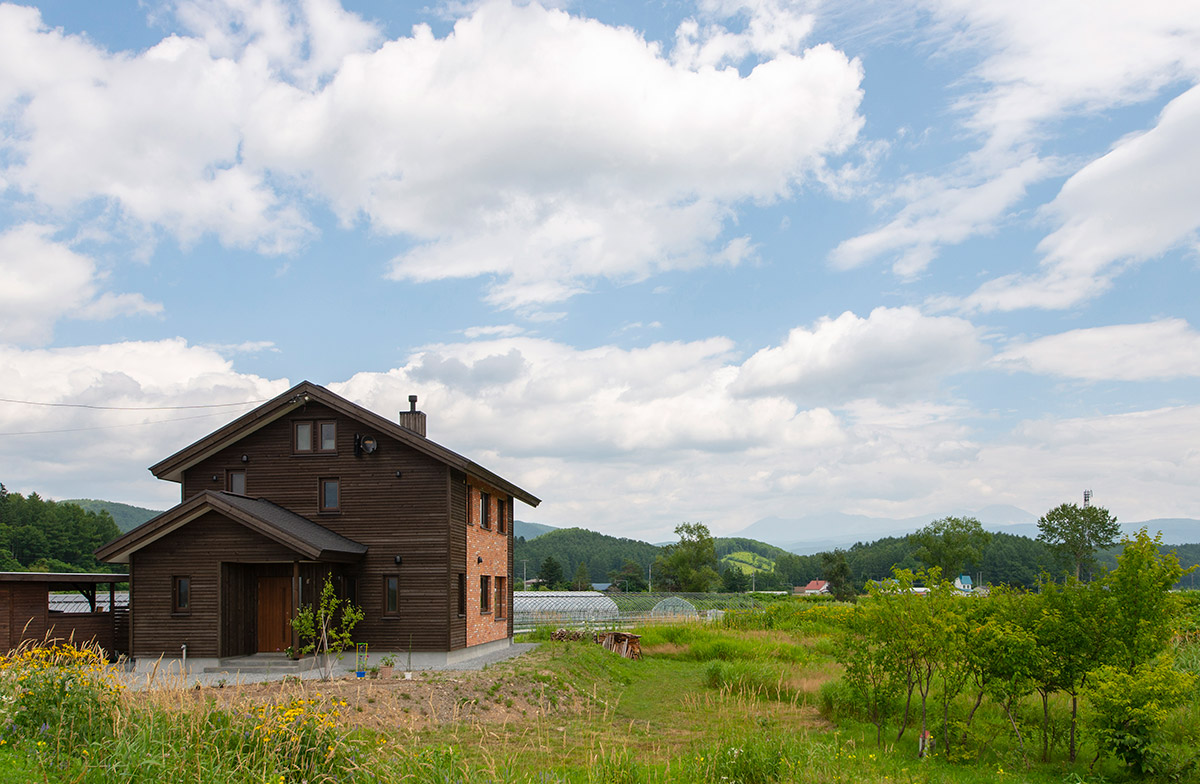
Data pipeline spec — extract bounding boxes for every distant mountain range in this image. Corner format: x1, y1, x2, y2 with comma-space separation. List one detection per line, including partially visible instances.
514, 520, 557, 540
731, 507, 1200, 554
63, 499, 161, 533
59, 501, 1200, 558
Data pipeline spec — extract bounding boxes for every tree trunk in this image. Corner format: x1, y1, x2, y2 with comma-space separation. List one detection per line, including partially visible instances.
942, 685, 952, 756
1069, 692, 1078, 762
1005, 700, 1030, 768
959, 689, 985, 746
897, 681, 915, 741
1040, 689, 1049, 763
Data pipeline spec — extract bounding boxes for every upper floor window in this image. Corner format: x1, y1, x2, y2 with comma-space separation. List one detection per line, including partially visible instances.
226, 470, 246, 495
295, 422, 313, 452
320, 478, 340, 512
295, 420, 337, 453
479, 491, 491, 530
319, 421, 337, 451
497, 498, 507, 534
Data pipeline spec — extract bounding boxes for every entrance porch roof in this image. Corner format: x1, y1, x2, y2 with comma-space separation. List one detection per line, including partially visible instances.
94, 490, 368, 564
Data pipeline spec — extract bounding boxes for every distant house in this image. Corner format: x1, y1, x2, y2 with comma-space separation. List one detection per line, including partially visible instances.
795, 580, 829, 595
95, 381, 540, 669
954, 574, 974, 592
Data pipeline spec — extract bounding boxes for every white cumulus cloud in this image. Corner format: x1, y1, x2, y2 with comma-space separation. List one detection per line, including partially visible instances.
0, 223, 161, 345
993, 320, 1200, 381
733, 306, 987, 403
0, 0, 865, 308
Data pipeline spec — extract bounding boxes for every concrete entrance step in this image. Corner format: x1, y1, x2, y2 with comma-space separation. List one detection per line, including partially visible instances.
204, 655, 309, 674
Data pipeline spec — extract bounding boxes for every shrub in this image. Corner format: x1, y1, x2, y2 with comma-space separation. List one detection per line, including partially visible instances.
1085, 657, 1197, 775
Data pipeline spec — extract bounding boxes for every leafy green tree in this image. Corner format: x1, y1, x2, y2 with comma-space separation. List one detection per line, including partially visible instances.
908, 516, 991, 580
1105, 528, 1192, 672
838, 601, 903, 745
979, 531, 1055, 587
0, 485, 121, 572
1085, 658, 1196, 775
571, 561, 592, 590
1035, 576, 1114, 761
1080, 529, 1196, 774
821, 549, 856, 601
538, 556, 564, 589
1037, 502, 1120, 580
291, 575, 364, 681
653, 522, 719, 592
977, 586, 1043, 766
720, 564, 749, 593
607, 559, 648, 592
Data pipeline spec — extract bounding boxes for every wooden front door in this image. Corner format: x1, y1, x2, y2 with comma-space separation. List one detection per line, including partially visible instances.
256, 576, 292, 653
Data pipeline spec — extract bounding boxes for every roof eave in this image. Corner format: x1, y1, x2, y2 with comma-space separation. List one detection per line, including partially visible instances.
146, 381, 541, 506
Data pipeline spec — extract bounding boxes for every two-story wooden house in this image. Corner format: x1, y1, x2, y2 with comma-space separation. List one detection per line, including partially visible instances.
95, 381, 539, 668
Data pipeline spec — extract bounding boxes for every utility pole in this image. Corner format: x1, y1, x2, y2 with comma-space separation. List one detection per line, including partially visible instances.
648, 562, 652, 593
520, 559, 528, 590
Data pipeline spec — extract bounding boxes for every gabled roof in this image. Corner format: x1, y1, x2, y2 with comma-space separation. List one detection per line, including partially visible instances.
94, 490, 368, 564
803, 580, 829, 591
148, 381, 540, 507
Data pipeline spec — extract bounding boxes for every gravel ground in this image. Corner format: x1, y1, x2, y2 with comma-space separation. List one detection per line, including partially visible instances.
120, 642, 540, 690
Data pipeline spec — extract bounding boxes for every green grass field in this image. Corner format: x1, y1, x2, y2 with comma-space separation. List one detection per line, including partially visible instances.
721, 550, 775, 574
1, 601, 1197, 782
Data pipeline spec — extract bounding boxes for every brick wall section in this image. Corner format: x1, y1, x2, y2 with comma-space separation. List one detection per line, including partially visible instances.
465, 483, 510, 647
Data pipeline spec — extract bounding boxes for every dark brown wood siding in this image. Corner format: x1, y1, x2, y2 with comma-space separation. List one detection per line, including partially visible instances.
0, 583, 114, 654
179, 401, 454, 652
449, 470, 468, 650
130, 511, 301, 657
3, 584, 44, 650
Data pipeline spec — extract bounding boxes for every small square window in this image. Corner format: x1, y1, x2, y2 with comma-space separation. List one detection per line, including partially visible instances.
318, 421, 337, 452
295, 422, 313, 452
172, 576, 190, 614
384, 575, 399, 616
480, 492, 491, 530
320, 478, 340, 511
480, 575, 492, 613
226, 470, 246, 495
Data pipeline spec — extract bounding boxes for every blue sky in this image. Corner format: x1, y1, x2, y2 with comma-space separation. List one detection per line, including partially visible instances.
1, 0, 1198, 542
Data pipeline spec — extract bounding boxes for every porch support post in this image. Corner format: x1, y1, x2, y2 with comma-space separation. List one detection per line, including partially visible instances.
291, 561, 300, 656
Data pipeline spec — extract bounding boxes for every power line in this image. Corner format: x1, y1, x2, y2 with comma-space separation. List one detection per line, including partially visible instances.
0, 396, 267, 411
0, 411, 232, 437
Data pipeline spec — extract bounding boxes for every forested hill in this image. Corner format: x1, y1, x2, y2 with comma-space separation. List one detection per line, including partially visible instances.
513, 520, 557, 541
0, 485, 124, 573
514, 527, 661, 583
63, 499, 161, 533
513, 526, 806, 584
714, 537, 793, 562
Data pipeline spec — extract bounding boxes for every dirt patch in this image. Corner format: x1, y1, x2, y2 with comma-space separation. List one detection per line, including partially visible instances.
177, 652, 588, 734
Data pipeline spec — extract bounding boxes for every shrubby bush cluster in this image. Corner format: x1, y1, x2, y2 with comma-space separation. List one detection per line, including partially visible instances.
827, 529, 1197, 776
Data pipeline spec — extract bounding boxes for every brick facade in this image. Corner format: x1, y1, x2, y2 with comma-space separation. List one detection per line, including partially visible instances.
465, 483, 510, 647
